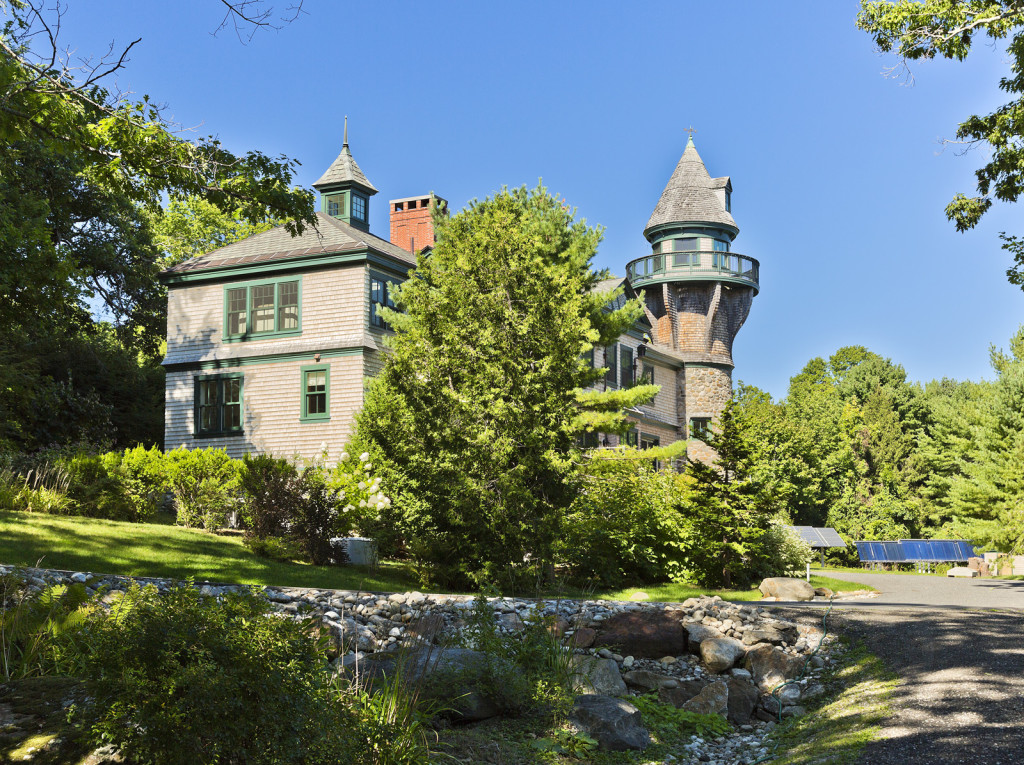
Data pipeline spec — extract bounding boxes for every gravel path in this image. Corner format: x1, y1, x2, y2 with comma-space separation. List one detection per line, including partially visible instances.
771, 572, 1024, 764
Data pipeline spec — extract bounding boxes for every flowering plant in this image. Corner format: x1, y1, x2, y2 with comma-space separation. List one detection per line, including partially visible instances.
326, 449, 391, 533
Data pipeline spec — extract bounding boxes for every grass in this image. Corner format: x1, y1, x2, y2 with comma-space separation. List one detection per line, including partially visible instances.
0, 510, 874, 599
590, 573, 872, 603
0, 510, 419, 592
765, 639, 898, 765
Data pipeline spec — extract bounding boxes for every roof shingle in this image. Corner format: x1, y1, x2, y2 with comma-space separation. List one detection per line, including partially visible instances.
644, 138, 737, 235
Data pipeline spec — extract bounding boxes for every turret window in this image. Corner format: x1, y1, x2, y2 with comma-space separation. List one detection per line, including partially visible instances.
324, 192, 344, 218
351, 193, 367, 222
725, 189, 732, 212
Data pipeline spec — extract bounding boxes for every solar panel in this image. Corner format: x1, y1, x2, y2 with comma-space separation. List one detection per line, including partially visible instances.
856, 539, 977, 563
854, 541, 876, 561
788, 526, 847, 549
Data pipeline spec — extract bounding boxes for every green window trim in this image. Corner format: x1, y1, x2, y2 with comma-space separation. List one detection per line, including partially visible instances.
604, 344, 618, 388
620, 345, 634, 387
351, 192, 368, 222
223, 277, 302, 342
194, 373, 244, 438
369, 272, 401, 330
300, 365, 330, 422
625, 429, 639, 448
690, 417, 711, 441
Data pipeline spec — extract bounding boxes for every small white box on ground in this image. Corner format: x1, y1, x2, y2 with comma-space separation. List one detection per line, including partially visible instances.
947, 567, 979, 578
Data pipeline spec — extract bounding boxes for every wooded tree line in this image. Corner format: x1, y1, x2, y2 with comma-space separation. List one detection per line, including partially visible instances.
733, 333, 1024, 555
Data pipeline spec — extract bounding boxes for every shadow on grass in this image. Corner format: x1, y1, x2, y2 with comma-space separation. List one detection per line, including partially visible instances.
0, 510, 419, 592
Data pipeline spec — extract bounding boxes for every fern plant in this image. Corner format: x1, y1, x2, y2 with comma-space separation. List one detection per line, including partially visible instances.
0, 574, 91, 680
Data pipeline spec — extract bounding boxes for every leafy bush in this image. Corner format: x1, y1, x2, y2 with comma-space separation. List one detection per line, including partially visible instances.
238, 453, 299, 539
101, 445, 168, 520
289, 470, 346, 566
243, 534, 301, 562
77, 584, 367, 765
749, 521, 814, 580
326, 449, 392, 538
560, 457, 690, 586
60, 452, 136, 520
630, 693, 730, 742
163, 447, 240, 529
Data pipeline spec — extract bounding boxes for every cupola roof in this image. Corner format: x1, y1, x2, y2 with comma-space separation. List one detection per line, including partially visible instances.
312, 118, 378, 194
644, 135, 736, 237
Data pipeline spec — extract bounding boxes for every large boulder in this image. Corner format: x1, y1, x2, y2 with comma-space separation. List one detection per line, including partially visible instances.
570, 655, 628, 697
681, 679, 728, 716
725, 676, 760, 725
700, 637, 747, 673
658, 679, 709, 708
569, 695, 651, 751
593, 611, 687, 658
356, 647, 514, 721
744, 645, 806, 692
683, 623, 724, 654
758, 577, 815, 602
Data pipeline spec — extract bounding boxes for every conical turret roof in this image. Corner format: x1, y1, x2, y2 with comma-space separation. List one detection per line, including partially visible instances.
312, 119, 378, 193
644, 136, 736, 236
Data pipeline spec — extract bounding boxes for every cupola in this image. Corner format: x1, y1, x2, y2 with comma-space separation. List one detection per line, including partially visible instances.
312, 117, 378, 233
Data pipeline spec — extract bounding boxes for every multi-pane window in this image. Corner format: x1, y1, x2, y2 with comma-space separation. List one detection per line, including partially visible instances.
690, 417, 711, 440
713, 239, 730, 252
604, 344, 618, 388
325, 192, 344, 218
640, 434, 662, 470
195, 375, 243, 437
725, 189, 732, 212
620, 345, 634, 387
301, 366, 330, 421
370, 277, 398, 329
224, 279, 301, 339
625, 429, 639, 448
351, 193, 367, 222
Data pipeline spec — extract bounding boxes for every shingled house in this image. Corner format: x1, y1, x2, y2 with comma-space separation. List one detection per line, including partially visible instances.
160, 133, 759, 462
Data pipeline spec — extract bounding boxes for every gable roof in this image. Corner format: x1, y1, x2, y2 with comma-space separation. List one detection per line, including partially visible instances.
162, 212, 414, 276
312, 142, 378, 193
644, 137, 737, 236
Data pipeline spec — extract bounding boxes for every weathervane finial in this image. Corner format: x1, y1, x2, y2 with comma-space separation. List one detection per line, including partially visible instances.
685, 126, 697, 145
343, 116, 349, 147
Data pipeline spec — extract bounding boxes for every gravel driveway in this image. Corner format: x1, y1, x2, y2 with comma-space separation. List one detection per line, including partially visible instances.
771, 572, 1024, 764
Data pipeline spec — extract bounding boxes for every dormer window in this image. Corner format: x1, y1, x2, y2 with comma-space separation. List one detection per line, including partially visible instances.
324, 193, 344, 218
725, 189, 732, 213
351, 193, 367, 222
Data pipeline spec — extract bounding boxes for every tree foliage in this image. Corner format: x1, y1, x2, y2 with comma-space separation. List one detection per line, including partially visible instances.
0, 1, 317, 450
857, 1, 1024, 287
354, 185, 656, 589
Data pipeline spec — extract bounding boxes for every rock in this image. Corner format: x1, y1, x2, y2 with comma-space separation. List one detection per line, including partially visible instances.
729, 668, 753, 680
684, 623, 724, 653
70, 572, 89, 583
781, 704, 807, 718
758, 578, 816, 602
497, 612, 525, 631
570, 655, 628, 697
726, 676, 759, 725
742, 627, 787, 646
658, 680, 709, 708
803, 683, 826, 700
681, 679, 728, 716
777, 684, 802, 704
659, 655, 677, 665
947, 566, 979, 578
593, 611, 687, 658
621, 655, 635, 670
571, 627, 597, 649
700, 637, 746, 673
629, 591, 650, 601
745, 645, 806, 692
569, 694, 651, 751
813, 587, 834, 597
623, 670, 676, 693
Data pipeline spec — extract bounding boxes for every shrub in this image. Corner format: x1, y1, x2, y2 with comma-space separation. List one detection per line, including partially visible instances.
77, 584, 366, 765
238, 453, 300, 539
748, 521, 814, 580
1, 574, 91, 681
559, 458, 690, 586
60, 452, 136, 520
101, 445, 168, 520
326, 449, 392, 538
289, 470, 346, 566
163, 447, 240, 529
243, 534, 301, 563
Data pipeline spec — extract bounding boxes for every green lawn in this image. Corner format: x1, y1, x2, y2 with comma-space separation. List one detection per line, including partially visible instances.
0, 510, 873, 599
0, 510, 419, 592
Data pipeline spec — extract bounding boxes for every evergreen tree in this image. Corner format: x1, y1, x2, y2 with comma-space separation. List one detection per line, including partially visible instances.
355, 185, 655, 588
681, 402, 777, 588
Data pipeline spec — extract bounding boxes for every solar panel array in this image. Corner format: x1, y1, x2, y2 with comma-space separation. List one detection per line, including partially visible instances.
788, 526, 847, 549
854, 539, 976, 563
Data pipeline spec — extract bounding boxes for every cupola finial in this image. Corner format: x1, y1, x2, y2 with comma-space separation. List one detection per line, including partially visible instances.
343, 116, 349, 148
685, 125, 696, 148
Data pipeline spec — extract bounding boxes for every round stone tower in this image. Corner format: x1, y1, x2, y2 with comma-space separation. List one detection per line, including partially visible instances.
626, 135, 759, 460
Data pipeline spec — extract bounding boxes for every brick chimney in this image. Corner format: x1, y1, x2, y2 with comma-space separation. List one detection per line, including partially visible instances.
389, 193, 447, 253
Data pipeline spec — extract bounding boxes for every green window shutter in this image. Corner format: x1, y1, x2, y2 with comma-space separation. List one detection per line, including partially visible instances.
620, 346, 634, 388
301, 365, 330, 421
604, 344, 618, 388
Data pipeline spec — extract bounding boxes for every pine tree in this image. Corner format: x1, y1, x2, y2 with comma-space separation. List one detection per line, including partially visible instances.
355, 185, 656, 588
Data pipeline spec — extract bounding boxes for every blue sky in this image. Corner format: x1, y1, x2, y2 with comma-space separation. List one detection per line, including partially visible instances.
54, 1, 1022, 398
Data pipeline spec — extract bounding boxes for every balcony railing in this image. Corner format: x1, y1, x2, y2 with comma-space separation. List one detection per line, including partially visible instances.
625, 251, 759, 292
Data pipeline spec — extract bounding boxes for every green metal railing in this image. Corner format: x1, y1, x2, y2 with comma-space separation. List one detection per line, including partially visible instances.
625, 251, 759, 292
